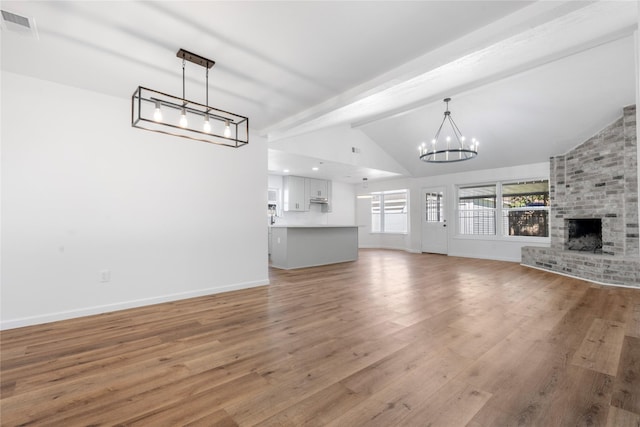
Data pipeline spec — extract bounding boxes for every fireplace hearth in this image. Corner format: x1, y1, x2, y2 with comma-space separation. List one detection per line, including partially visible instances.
565, 219, 602, 253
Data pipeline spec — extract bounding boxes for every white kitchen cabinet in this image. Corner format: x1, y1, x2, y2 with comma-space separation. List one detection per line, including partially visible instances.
283, 176, 307, 211
306, 178, 329, 200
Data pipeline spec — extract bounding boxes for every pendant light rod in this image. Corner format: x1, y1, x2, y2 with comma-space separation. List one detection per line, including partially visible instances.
182, 58, 186, 103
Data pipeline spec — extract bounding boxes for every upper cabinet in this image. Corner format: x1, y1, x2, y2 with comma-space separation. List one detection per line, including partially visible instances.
283, 176, 332, 211
283, 176, 307, 211
306, 178, 329, 200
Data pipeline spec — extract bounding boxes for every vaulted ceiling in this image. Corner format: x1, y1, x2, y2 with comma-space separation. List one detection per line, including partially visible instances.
2, 1, 637, 183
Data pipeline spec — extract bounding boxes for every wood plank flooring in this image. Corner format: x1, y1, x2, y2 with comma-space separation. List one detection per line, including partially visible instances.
2, 249, 640, 426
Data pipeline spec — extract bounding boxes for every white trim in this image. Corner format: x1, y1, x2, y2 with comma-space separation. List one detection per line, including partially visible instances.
368, 232, 408, 236
359, 244, 408, 251
0, 279, 270, 330
448, 251, 521, 263
452, 235, 551, 244
368, 246, 421, 254
521, 263, 640, 289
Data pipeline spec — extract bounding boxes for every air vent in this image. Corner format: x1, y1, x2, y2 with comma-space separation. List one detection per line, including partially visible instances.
2, 10, 29, 27
1, 10, 38, 39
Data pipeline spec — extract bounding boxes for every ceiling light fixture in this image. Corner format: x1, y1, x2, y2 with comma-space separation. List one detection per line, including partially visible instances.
418, 97, 478, 163
132, 49, 249, 148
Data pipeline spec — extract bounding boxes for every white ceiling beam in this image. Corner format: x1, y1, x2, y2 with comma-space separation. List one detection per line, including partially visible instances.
264, 1, 638, 142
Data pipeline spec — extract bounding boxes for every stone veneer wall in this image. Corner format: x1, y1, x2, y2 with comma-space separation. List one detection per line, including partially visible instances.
522, 105, 639, 287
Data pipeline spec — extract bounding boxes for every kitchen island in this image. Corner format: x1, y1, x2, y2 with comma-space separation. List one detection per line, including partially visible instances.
270, 225, 358, 270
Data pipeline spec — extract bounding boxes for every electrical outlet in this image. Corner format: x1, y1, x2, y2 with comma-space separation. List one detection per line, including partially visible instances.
99, 270, 111, 283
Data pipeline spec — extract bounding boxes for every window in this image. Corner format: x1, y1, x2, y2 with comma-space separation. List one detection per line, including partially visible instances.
371, 190, 408, 233
425, 191, 444, 222
458, 185, 496, 235
457, 180, 549, 238
502, 180, 549, 237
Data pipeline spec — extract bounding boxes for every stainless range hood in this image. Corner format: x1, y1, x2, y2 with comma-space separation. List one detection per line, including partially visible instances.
309, 197, 329, 204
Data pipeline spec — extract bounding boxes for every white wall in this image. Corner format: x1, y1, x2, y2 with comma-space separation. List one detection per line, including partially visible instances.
356, 163, 551, 261
267, 174, 355, 226
1, 71, 269, 329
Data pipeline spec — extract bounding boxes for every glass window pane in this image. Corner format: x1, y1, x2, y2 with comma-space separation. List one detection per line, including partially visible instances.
371, 194, 381, 233
458, 185, 496, 235
502, 180, 549, 237
371, 190, 407, 233
459, 185, 496, 199
502, 180, 549, 208
425, 192, 443, 222
458, 208, 495, 235
383, 191, 407, 233
502, 210, 548, 236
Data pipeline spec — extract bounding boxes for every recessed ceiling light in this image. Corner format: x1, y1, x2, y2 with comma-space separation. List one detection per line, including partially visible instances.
283, 169, 290, 173
312, 167, 319, 171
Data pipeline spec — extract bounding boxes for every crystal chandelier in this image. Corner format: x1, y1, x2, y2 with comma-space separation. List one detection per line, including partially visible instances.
132, 49, 248, 148
419, 97, 478, 163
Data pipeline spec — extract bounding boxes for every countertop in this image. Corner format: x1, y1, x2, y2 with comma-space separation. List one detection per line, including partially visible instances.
270, 225, 358, 228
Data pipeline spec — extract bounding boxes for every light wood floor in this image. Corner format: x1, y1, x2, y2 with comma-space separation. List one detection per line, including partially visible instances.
2, 250, 639, 426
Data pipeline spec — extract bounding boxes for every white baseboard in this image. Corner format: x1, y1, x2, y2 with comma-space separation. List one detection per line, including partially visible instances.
359, 245, 411, 252
0, 279, 270, 330
360, 246, 520, 260
447, 251, 521, 263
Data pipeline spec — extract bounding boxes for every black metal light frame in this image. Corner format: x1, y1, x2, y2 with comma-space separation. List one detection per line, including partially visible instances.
131, 49, 249, 148
419, 97, 478, 163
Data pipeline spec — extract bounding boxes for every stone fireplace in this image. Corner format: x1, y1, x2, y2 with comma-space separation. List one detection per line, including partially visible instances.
522, 105, 639, 287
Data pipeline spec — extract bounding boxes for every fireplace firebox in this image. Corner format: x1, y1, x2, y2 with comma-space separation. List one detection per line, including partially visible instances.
565, 219, 602, 253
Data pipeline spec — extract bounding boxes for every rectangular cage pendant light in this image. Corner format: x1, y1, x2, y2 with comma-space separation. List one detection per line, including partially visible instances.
131, 49, 249, 148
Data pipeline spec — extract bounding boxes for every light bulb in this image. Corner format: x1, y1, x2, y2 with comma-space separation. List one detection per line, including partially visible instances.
153, 102, 162, 122
224, 121, 231, 138
179, 108, 188, 128
203, 115, 211, 133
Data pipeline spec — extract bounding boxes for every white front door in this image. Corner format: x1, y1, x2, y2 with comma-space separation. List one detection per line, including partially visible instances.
422, 187, 448, 254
